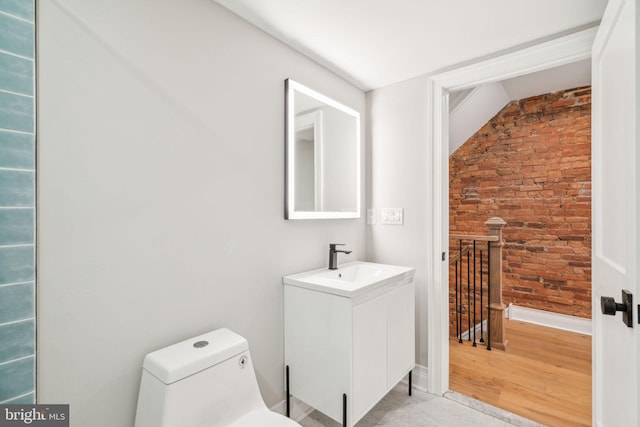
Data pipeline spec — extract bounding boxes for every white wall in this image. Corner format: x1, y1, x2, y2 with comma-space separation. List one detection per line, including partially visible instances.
501, 58, 591, 100
366, 76, 430, 368
37, 1, 365, 425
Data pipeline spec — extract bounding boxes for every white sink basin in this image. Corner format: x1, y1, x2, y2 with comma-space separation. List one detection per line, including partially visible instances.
283, 261, 415, 298
318, 263, 383, 282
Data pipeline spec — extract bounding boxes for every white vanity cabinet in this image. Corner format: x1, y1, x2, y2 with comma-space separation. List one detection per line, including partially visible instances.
283, 261, 415, 426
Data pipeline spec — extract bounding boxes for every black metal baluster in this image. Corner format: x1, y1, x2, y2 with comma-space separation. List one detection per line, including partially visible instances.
458, 240, 463, 343
467, 247, 471, 342
487, 241, 492, 351
455, 258, 459, 341
472, 240, 477, 347
480, 249, 484, 344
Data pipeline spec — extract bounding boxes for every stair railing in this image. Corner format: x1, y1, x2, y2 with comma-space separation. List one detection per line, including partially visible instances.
449, 217, 508, 351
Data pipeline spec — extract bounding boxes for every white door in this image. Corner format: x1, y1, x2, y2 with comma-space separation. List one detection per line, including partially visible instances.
592, 0, 638, 425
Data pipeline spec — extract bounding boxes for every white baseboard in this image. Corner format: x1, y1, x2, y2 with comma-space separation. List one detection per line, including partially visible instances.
271, 394, 314, 423
271, 363, 429, 420
459, 320, 487, 341
399, 363, 428, 393
508, 304, 592, 335
459, 309, 511, 341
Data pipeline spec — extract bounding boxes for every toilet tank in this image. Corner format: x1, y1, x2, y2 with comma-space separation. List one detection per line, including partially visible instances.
134, 329, 267, 427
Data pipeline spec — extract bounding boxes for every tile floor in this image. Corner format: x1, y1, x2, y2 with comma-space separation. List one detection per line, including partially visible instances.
299, 384, 542, 427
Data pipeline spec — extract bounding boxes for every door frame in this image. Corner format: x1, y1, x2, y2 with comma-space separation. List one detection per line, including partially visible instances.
425, 26, 598, 394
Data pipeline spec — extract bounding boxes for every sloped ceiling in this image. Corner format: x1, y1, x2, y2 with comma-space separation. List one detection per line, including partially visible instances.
215, 0, 607, 91
449, 59, 592, 155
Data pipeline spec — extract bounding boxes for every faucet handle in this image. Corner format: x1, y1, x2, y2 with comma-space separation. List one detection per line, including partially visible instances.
329, 243, 346, 250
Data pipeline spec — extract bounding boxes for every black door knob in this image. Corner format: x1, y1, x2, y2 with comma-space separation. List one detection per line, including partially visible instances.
600, 290, 633, 328
601, 296, 625, 315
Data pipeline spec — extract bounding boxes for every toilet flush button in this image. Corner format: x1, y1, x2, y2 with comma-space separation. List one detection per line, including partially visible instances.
193, 340, 209, 348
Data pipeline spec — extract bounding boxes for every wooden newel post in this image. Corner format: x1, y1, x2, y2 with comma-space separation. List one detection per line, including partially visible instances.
485, 217, 508, 351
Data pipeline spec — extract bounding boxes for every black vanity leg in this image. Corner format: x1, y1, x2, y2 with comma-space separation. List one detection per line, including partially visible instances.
285, 365, 290, 418
408, 370, 412, 396
342, 393, 347, 426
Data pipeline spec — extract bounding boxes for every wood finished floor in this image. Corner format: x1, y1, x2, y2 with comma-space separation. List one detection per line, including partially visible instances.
449, 319, 591, 427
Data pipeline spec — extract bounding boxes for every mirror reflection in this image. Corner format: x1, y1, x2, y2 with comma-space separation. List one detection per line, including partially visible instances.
285, 79, 361, 219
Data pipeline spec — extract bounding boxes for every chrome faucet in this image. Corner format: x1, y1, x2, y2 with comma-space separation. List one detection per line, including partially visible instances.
329, 243, 352, 270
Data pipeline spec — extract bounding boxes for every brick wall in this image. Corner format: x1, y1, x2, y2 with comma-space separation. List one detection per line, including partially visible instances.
449, 86, 591, 327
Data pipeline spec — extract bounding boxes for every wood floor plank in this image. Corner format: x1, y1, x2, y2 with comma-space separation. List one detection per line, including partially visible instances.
449, 320, 591, 427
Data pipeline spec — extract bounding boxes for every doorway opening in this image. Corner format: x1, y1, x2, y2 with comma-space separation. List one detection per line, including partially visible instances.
424, 23, 599, 417
447, 79, 592, 426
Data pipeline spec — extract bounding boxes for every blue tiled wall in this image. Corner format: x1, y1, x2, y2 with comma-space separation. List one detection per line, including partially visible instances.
0, 0, 36, 404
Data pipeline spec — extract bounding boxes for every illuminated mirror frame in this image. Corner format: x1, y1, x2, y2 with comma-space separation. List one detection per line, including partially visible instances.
285, 79, 361, 219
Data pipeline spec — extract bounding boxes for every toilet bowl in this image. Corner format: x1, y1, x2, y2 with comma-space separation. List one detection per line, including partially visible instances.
134, 328, 300, 427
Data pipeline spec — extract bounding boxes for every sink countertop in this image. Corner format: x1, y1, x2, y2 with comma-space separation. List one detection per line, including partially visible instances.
283, 261, 415, 298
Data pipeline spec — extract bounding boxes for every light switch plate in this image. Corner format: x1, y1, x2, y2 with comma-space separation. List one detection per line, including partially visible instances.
380, 208, 403, 225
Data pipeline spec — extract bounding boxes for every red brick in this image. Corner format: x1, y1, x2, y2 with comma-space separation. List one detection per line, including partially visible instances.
450, 87, 591, 322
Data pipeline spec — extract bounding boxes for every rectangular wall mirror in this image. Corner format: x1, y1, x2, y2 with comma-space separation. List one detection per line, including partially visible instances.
285, 79, 361, 219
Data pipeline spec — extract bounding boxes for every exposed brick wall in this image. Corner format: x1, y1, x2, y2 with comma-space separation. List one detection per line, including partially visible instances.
449, 86, 591, 329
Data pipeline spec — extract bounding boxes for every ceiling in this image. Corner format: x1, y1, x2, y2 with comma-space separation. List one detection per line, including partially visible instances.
215, 0, 608, 91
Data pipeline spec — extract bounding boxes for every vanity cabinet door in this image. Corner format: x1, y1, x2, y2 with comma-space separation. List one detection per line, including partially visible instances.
387, 282, 415, 386
284, 286, 352, 423
352, 294, 388, 422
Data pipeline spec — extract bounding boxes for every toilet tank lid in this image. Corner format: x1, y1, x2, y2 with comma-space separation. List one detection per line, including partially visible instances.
142, 328, 248, 384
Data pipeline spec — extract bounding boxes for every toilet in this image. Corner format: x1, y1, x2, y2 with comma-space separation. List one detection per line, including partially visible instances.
134, 328, 301, 427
